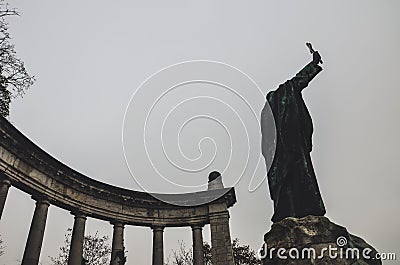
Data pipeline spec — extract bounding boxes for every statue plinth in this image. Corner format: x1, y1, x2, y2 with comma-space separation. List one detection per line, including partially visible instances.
261, 215, 382, 265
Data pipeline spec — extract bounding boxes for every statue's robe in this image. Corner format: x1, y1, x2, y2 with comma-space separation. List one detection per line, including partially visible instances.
261, 60, 326, 222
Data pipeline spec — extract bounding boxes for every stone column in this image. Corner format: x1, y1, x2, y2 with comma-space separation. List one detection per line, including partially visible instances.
68, 212, 87, 265
209, 203, 234, 265
21, 197, 50, 265
110, 222, 125, 265
152, 226, 164, 265
0, 178, 11, 219
192, 224, 205, 265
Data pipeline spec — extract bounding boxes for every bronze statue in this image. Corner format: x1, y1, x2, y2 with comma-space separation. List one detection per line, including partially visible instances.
261, 43, 326, 222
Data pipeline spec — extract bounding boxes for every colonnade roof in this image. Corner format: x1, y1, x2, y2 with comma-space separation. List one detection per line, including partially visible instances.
0, 117, 236, 226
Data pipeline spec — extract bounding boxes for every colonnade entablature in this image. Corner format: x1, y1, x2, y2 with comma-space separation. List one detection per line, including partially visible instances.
0, 117, 236, 265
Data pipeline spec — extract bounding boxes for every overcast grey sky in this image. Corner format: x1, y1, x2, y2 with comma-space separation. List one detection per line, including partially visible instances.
1, 1, 399, 264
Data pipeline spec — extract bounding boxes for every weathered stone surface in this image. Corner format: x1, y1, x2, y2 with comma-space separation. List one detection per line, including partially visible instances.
0, 116, 236, 227
210, 205, 234, 265
262, 216, 381, 265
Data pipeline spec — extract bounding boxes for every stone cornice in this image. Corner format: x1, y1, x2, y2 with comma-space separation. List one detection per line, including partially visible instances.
0, 117, 236, 227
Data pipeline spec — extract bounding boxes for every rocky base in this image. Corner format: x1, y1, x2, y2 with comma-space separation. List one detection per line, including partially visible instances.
261, 216, 381, 265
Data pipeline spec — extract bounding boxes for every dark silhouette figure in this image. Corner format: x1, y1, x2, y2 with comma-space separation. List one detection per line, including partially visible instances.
261, 44, 326, 222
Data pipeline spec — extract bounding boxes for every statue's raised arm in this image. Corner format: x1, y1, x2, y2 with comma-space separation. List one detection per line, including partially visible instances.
261, 43, 326, 223
291, 44, 323, 90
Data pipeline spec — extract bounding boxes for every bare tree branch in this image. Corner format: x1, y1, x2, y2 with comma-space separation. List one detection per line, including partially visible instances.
49, 228, 113, 265
0, 0, 34, 117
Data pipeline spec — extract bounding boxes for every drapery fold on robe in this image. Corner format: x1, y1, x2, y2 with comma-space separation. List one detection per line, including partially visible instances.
261, 61, 326, 222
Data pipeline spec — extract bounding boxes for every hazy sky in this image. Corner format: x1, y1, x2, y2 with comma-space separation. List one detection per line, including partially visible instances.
1, 1, 399, 264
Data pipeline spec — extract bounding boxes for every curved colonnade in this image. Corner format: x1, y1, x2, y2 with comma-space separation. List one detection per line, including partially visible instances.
0, 117, 236, 265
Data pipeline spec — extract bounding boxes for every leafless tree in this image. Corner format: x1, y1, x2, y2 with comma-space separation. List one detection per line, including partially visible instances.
166, 238, 260, 265
0, 0, 34, 117
0, 234, 5, 257
49, 228, 112, 265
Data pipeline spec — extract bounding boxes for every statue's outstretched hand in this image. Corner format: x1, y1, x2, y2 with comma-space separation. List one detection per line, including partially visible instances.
306, 43, 323, 65
313, 51, 322, 65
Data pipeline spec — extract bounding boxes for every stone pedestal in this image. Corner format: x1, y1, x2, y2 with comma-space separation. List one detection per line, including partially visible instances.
261, 215, 382, 265
209, 203, 234, 265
